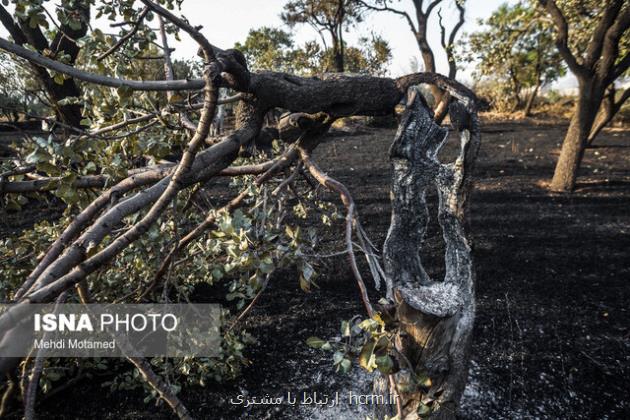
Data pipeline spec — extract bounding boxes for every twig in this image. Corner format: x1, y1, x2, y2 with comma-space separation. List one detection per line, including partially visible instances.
227, 272, 272, 331
271, 162, 302, 196
140, 146, 302, 300
158, 14, 196, 132
97, 7, 150, 61
0, 374, 16, 417
298, 147, 374, 317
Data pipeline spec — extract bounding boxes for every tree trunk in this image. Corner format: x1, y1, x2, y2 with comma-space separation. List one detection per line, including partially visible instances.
331, 32, 344, 73
333, 49, 344, 72
413, 18, 440, 105
376, 91, 480, 419
523, 82, 541, 117
550, 78, 602, 192
588, 86, 629, 145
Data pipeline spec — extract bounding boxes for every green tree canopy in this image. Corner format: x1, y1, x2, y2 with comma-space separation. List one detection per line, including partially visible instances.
465, 1, 565, 113
234, 27, 391, 76
281, 0, 364, 72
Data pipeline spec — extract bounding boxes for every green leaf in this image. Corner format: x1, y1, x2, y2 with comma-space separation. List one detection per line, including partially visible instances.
46, 371, 61, 381
301, 261, 314, 281
375, 354, 394, 374
417, 402, 432, 416
68, 19, 82, 31
28, 15, 39, 28
416, 373, 432, 389
36, 161, 61, 176
306, 336, 326, 349
332, 351, 344, 365
338, 358, 352, 373
53, 73, 65, 85
25, 148, 52, 164
211, 268, 223, 280
5, 199, 21, 211
80, 118, 92, 127
358, 318, 379, 332
85, 161, 97, 173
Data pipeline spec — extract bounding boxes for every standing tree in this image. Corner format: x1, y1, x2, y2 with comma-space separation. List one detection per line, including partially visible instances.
281, 0, 364, 72
538, 0, 629, 191
357, 0, 466, 113
465, 2, 565, 116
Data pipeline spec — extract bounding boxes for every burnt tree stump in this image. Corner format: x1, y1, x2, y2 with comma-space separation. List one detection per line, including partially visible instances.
377, 90, 480, 419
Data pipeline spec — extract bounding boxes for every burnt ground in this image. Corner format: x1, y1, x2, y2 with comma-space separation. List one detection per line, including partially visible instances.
9, 117, 630, 419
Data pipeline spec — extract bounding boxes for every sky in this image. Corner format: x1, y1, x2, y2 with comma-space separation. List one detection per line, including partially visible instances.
0, 0, 577, 88
172, 0, 516, 78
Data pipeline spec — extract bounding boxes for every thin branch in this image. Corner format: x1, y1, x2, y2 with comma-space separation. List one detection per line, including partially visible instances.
356, 0, 417, 33
97, 7, 150, 61
0, 36, 205, 91
141, 143, 304, 299
0, 5, 27, 45
13, 166, 173, 300
584, 0, 624, 68
227, 272, 272, 331
298, 147, 374, 317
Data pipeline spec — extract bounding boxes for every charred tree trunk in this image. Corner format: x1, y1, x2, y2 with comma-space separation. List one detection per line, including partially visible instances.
376, 90, 480, 419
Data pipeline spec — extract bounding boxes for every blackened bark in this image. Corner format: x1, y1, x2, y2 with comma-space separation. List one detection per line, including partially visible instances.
377, 90, 480, 419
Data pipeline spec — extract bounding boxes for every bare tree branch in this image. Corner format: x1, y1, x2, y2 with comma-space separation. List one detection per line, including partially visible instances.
0, 36, 206, 91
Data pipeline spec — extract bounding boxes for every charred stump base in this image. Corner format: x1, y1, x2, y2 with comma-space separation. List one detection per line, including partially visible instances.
376, 91, 480, 419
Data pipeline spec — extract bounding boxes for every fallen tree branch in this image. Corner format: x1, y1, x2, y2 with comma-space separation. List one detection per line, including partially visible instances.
10, 6, 221, 305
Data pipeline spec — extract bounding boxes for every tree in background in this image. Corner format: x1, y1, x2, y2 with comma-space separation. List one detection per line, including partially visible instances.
234, 27, 296, 73
281, 0, 364, 72
538, 0, 629, 191
357, 0, 465, 121
235, 26, 391, 76
465, 2, 565, 116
